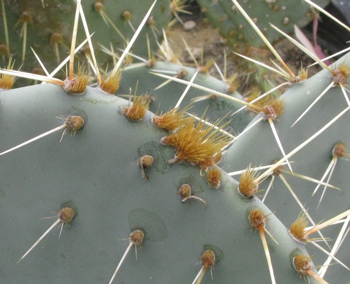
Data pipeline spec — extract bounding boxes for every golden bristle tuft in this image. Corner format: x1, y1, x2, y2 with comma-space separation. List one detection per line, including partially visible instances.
293, 254, 312, 277
160, 132, 180, 147
333, 142, 349, 159
0, 58, 16, 89
166, 116, 231, 167
164, 117, 197, 152
207, 166, 222, 188
332, 64, 350, 85
63, 67, 89, 94
289, 212, 308, 243
152, 104, 192, 132
170, 0, 191, 19
245, 86, 262, 103
99, 72, 122, 95
293, 66, 308, 83
239, 165, 259, 198
225, 73, 241, 93
213, 151, 223, 165
199, 156, 215, 172
199, 58, 215, 74
248, 208, 266, 229
261, 98, 284, 120
245, 87, 263, 113
123, 94, 150, 121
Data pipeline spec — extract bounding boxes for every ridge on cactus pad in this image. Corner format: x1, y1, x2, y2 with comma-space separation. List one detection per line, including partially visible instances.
1, 0, 350, 283
0, 83, 314, 283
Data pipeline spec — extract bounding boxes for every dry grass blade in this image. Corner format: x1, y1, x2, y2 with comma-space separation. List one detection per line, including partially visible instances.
257, 107, 350, 182
17, 219, 61, 264
310, 241, 350, 271
233, 52, 289, 79
232, 82, 289, 116
79, 4, 100, 83
268, 119, 292, 172
46, 36, 91, 82
0, 125, 66, 156
1, 0, 9, 51
111, 0, 157, 77
232, 0, 294, 79
304, 0, 350, 32
308, 46, 350, 68
0, 69, 63, 85
258, 226, 276, 284
174, 70, 198, 108
150, 72, 259, 110
279, 174, 328, 246
30, 47, 49, 76
318, 214, 350, 277
270, 23, 332, 73
69, 0, 81, 80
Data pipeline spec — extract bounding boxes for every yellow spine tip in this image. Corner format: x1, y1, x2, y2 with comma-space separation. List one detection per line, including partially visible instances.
123, 94, 150, 121
59, 207, 74, 224
248, 208, 266, 229
289, 213, 308, 243
293, 254, 312, 276
207, 166, 222, 188
239, 166, 259, 197
99, 73, 121, 95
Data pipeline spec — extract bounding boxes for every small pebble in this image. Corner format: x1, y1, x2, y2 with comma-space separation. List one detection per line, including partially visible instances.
184, 20, 196, 30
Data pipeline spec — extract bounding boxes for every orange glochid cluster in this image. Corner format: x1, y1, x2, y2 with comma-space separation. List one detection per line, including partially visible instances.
58, 207, 75, 224
201, 250, 215, 268
248, 208, 266, 229
333, 142, 349, 159
207, 166, 222, 188
161, 116, 231, 171
249, 96, 284, 120
64, 116, 85, 134
152, 104, 192, 132
332, 64, 350, 85
225, 73, 240, 94
261, 98, 284, 120
238, 165, 259, 198
289, 213, 308, 243
178, 184, 191, 199
99, 72, 122, 95
63, 68, 89, 94
129, 230, 144, 247
0, 58, 16, 90
293, 254, 312, 277
123, 94, 150, 121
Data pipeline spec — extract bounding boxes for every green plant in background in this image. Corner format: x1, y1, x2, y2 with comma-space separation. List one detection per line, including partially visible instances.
0, 0, 171, 80
195, 0, 331, 93
196, 0, 330, 49
0, 0, 350, 283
